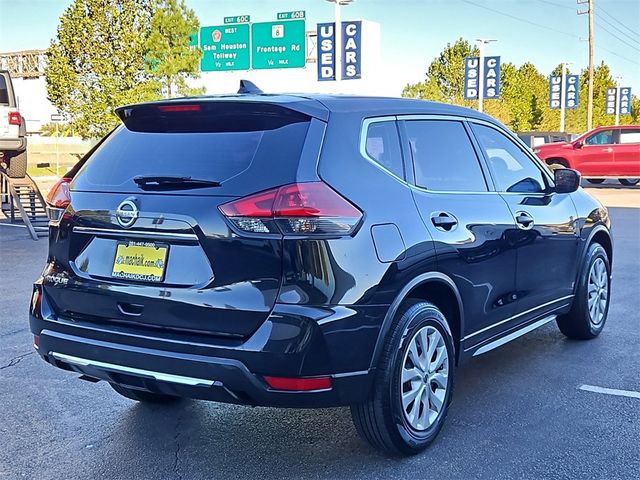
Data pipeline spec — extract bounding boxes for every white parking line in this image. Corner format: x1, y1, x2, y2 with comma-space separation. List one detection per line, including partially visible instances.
578, 384, 640, 399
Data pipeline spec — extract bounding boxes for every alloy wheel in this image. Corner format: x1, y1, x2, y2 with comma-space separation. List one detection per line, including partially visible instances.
587, 257, 609, 326
401, 326, 449, 431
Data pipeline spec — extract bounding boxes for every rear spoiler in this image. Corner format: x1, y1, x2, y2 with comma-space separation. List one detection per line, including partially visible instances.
114, 101, 321, 133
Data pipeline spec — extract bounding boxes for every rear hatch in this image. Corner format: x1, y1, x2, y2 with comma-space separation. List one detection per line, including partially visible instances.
45, 99, 325, 339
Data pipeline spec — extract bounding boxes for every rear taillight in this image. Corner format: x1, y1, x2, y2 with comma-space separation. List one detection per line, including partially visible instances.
46, 177, 72, 208
8, 112, 21, 126
219, 182, 362, 236
46, 177, 72, 223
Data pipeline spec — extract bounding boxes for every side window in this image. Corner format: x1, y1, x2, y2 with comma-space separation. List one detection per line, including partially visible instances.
585, 130, 614, 145
472, 123, 547, 193
0, 76, 9, 105
364, 121, 404, 178
404, 120, 488, 192
619, 129, 640, 144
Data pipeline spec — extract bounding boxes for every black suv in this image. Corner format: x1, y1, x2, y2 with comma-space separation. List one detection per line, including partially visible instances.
31, 89, 612, 455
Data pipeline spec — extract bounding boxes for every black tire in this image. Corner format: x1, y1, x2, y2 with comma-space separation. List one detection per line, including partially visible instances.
110, 382, 181, 404
351, 300, 455, 455
557, 243, 610, 339
586, 179, 605, 184
6, 150, 27, 178
618, 178, 639, 186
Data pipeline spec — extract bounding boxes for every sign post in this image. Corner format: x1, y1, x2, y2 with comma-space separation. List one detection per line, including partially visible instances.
464, 52, 500, 109
475, 39, 497, 113
50, 113, 65, 176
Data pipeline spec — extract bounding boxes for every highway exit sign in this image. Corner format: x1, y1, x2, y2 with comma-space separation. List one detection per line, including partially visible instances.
251, 19, 306, 69
200, 24, 250, 71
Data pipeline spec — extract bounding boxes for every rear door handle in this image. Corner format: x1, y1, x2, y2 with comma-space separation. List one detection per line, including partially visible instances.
431, 212, 458, 231
515, 211, 534, 230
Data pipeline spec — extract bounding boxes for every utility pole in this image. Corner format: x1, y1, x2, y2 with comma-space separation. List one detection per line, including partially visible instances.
476, 38, 497, 113
578, 0, 595, 130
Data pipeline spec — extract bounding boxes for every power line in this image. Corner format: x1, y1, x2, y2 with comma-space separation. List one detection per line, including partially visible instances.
534, 0, 574, 11
595, 12, 640, 43
597, 5, 640, 40
461, 0, 640, 67
598, 22, 640, 52
461, 0, 581, 39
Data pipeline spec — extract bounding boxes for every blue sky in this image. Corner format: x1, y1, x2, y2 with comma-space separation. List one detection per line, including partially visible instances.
1, 0, 638, 93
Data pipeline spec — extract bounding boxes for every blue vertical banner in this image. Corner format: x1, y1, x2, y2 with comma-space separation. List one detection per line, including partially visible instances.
549, 76, 562, 109
565, 75, 579, 109
317, 23, 335, 81
464, 57, 480, 100
619, 87, 632, 115
605, 88, 618, 115
483, 56, 501, 99
341, 20, 361, 80
464, 56, 500, 99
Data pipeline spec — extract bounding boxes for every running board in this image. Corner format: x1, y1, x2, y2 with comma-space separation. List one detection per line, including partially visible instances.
472, 315, 556, 357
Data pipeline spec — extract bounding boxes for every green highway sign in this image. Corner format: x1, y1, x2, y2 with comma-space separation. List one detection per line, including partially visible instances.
251, 19, 306, 69
200, 24, 250, 71
224, 15, 250, 24
277, 10, 305, 20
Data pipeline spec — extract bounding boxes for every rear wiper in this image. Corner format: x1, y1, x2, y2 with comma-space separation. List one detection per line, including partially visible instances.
133, 175, 221, 191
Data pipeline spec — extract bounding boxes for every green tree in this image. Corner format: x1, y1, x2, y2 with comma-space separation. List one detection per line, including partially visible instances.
46, 0, 160, 139
403, 38, 478, 106
144, 0, 203, 98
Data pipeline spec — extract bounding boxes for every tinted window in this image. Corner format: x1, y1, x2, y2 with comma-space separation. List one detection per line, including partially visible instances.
0, 76, 9, 105
473, 124, 546, 193
619, 129, 640, 144
585, 130, 613, 145
405, 120, 487, 192
365, 121, 404, 178
74, 121, 310, 191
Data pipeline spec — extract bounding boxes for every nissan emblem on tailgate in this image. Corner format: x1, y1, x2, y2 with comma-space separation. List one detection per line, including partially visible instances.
115, 199, 139, 228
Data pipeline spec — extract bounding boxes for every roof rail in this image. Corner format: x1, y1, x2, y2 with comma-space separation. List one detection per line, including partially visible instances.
237, 80, 263, 95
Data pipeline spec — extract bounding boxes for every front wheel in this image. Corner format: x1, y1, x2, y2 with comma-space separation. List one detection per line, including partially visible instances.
557, 243, 610, 339
619, 178, 639, 186
586, 178, 605, 184
351, 300, 455, 455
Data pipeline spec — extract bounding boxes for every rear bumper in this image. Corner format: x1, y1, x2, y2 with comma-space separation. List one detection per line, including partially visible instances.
29, 284, 386, 407
0, 137, 26, 152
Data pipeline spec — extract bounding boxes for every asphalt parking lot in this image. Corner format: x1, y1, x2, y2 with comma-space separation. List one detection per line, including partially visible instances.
1, 184, 639, 480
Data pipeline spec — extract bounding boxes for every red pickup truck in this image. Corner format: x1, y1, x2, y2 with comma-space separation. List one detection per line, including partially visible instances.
534, 125, 640, 185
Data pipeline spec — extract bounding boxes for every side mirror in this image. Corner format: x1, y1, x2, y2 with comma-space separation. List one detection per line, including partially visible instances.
573, 141, 583, 149
554, 168, 581, 193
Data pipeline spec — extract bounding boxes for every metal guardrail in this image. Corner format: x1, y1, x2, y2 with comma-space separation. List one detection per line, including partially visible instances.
0, 172, 49, 240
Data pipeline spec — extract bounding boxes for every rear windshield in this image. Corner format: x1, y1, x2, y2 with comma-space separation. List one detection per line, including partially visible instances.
73, 108, 311, 194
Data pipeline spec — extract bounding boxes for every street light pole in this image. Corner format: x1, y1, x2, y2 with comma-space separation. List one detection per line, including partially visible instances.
476, 38, 496, 113
615, 76, 622, 126
326, 0, 354, 84
559, 61, 573, 133
334, 1, 342, 83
